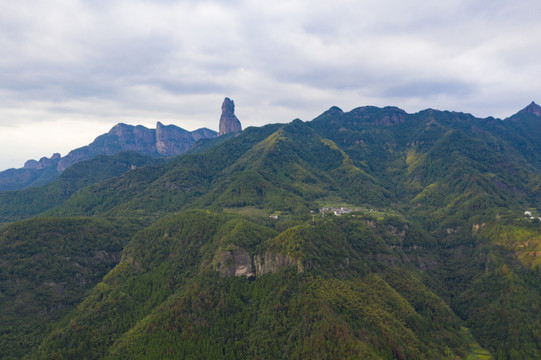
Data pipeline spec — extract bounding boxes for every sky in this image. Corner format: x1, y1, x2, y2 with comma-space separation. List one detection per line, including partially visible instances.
1, 0, 540, 171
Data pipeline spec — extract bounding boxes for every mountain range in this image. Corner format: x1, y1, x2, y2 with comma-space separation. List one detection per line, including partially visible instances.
1, 100, 541, 359
0, 123, 217, 192
0, 97, 245, 192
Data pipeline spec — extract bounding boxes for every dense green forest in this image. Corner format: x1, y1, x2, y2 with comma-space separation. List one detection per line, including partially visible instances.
2, 103, 541, 358
0, 151, 159, 225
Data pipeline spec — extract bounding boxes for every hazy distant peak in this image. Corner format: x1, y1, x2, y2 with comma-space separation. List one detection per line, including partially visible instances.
325, 106, 344, 115
518, 101, 541, 117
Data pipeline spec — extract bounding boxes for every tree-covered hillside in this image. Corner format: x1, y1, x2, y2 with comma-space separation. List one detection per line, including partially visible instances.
0, 151, 159, 225
2, 103, 541, 359
0, 217, 142, 359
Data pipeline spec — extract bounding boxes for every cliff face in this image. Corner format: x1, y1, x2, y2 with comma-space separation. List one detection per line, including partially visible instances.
23, 153, 61, 170
56, 123, 217, 171
215, 246, 256, 279
254, 252, 302, 276
155, 123, 218, 156
215, 246, 301, 280
191, 127, 218, 141
218, 98, 242, 136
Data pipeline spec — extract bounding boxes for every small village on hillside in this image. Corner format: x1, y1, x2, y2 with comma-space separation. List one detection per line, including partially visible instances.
524, 210, 541, 221
319, 207, 364, 216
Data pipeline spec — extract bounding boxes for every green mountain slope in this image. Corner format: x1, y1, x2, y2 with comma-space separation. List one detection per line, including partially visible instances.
195, 120, 389, 212
310, 106, 541, 226
32, 211, 473, 360
0, 164, 60, 192
0, 217, 142, 359
45, 124, 282, 220
2, 103, 541, 358
0, 151, 159, 225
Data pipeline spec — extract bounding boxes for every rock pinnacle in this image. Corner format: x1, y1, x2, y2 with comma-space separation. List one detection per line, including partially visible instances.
218, 98, 242, 136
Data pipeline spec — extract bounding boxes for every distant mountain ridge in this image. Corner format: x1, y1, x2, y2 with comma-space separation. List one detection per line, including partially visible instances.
55, 122, 217, 172
0, 123, 216, 192
0, 97, 250, 192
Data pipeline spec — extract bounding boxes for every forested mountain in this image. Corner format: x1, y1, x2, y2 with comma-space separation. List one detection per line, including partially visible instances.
2, 102, 541, 359
0, 151, 161, 225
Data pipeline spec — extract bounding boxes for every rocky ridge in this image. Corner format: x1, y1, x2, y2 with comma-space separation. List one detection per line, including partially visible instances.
55, 122, 217, 172
518, 101, 541, 117
24, 153, 61, 170
0, 123, 217, 192
0, 98, 245, 192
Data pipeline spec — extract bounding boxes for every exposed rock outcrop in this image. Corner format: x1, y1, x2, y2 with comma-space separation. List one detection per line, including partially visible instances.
215, 246, 301, 279
37, 153, 61, 170
518, 101, 541, 117
254, 252, 302, 276
218, 98, 242, 136
23, 159, 39, 169
22, 153, 61, 170
215, 246, 255, 279
156, 122, 192, 156
56, 122, 217, 171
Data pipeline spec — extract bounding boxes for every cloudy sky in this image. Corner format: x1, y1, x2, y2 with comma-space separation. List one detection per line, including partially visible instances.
1, 0, 540, 170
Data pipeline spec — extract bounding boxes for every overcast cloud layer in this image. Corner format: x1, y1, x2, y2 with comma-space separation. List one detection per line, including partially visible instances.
1, 0, 540, 170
